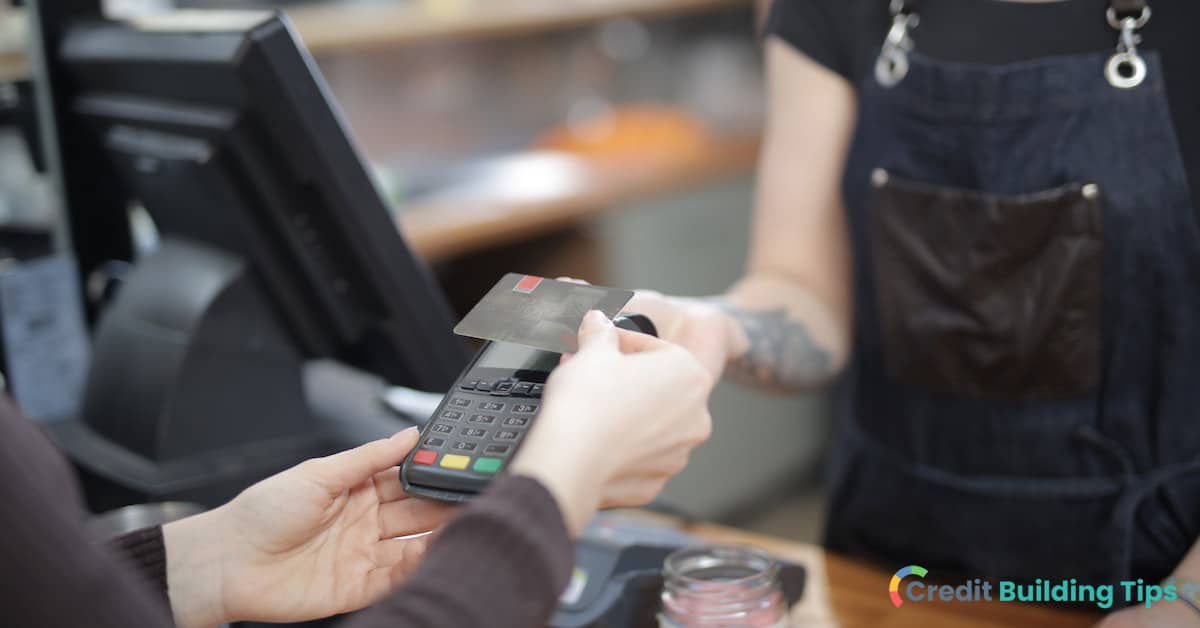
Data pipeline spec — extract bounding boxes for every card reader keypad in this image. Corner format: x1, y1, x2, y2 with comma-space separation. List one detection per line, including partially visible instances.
409, 378, 542, 482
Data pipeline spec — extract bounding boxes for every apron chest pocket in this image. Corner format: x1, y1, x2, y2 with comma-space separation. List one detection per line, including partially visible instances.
868, 170, 1104, 399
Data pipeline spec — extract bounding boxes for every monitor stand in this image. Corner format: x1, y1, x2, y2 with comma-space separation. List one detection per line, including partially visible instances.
48, 238, 405, 511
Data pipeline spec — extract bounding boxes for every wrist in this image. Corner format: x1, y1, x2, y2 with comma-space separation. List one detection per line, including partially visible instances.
162, 508, 233, 628
1166, 569, 1200, 619
704, 296, 748, 361
1127, 598, 1198, 625
510, 426, 603, 536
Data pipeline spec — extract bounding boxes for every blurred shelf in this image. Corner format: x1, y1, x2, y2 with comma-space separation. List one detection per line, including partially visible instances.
0, 53, 29, 83
0, 7, 29, 82
0, 0, 752, 79
288, 0, 753, 55
395, 132, 760, 263
3, 3, 761, 263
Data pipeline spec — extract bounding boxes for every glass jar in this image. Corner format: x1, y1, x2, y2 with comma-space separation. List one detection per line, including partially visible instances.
659, 545, 790, 628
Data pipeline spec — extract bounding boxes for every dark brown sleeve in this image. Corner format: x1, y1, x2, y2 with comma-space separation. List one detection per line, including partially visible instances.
0, 400, 175, 628
0, 392, 571, 628
345, 474, 574, 628
108, 526, 171, 608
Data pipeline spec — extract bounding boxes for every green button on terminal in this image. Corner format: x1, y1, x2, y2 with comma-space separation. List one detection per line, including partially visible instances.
473, 457, 503, 474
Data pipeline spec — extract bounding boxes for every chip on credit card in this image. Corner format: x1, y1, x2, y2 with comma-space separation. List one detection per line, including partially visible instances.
453, 273, 635, 353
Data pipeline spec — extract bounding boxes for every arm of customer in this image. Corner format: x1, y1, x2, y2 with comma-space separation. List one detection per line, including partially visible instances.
1, 311, 713, 628
165, 310, 713, 627
0, 397, 179, 627
353, 312, 713, 628
622, 39, 858, 392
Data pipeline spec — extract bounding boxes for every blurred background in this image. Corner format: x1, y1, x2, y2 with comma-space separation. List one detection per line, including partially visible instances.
0, 0, 829, 541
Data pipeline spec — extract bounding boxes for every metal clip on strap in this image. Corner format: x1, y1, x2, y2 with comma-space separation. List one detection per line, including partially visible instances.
875, 0, 919, 88
1105, 2, 1150, 89
1110, 0, 1146, 16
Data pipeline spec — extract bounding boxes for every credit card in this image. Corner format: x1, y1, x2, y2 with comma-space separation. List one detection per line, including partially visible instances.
454, 273, 634, 353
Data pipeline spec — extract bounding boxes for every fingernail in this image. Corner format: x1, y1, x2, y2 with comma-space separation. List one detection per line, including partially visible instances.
586, 310, 608, 324
394, 426, 418, 439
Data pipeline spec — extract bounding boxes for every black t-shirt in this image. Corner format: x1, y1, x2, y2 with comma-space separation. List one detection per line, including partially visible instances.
766, 0, 1200, 209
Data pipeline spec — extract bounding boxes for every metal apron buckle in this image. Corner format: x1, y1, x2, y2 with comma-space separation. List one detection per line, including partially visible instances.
875, 1, 1154, 90
1105, 5, 1151, 89
875, 0, 918, 88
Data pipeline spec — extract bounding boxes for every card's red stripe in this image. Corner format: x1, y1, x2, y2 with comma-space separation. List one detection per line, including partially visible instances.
514, 275, 543, 292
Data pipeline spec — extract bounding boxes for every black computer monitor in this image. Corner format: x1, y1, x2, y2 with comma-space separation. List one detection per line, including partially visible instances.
63, 10, 467, 387
38, 9, 469, 508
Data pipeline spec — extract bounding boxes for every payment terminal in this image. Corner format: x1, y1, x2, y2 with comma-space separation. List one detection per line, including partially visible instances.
401, 314, 656, 502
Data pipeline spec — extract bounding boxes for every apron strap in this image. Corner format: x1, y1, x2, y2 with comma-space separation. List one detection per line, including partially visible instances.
898, 0, 1147, 19
881, 1, 1153, 89
889, 0, 916, 17
1111, 0, 1147, 18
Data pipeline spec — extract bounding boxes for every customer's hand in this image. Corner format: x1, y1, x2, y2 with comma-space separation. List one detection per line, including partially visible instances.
510, 310, 715, 535
163, 428, 455, 627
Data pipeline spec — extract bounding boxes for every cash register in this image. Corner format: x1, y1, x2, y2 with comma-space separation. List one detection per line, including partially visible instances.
30, 3, 466, 512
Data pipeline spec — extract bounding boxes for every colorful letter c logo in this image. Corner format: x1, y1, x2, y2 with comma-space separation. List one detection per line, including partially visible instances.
890, 565, 928, 607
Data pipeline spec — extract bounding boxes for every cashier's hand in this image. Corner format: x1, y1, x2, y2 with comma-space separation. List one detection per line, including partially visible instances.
1094, 601, 1200, 628
510, 310, 715, 536
621, 290, 734, 377
554, 278, 731, 377
162, 428, 455, 628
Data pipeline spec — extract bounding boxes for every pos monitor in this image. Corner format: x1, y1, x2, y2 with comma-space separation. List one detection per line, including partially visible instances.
40, 9, 469, 509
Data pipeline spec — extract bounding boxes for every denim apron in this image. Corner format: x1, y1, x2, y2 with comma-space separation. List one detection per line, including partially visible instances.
826, 0, 1200, 586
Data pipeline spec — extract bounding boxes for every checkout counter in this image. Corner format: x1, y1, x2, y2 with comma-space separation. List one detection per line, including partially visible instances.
683, 520, 1102, 628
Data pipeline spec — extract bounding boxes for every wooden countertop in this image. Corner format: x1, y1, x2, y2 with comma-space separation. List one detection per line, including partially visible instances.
685, 521, 1103, 628
288, 0, 753, 55
394, 134, 761, 262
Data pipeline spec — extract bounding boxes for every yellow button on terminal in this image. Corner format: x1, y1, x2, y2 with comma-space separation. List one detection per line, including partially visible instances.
439, 454, 471, 470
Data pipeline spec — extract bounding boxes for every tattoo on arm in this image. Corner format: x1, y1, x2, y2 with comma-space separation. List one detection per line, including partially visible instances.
712, 302, 834, 391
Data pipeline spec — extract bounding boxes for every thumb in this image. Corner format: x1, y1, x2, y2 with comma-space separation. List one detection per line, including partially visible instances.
308, 427, 419, 493
576, 310, 618, 353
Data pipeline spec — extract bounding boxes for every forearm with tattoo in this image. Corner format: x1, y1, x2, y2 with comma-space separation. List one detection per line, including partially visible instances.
711, 300, 835, 392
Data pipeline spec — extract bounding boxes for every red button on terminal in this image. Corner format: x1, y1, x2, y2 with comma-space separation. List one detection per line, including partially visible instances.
412, 450, 438, 466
